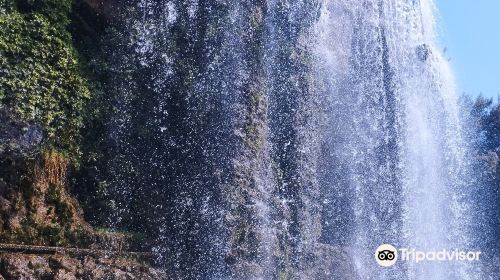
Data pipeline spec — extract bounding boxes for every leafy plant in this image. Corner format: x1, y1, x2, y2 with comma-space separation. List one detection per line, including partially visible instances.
0, 0, 91, 156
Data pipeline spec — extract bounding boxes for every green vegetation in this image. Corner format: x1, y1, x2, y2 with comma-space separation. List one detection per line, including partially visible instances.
0, 0, 100, 248
0, 0, 91, 156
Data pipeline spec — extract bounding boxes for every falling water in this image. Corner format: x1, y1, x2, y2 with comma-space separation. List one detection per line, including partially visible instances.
315, 0, 479, 279
105, 0, 483, 279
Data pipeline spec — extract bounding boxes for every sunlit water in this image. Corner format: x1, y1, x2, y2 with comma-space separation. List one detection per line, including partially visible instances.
107, 0, 483, 279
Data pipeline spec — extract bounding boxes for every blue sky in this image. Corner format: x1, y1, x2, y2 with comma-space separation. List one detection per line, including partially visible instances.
435, 0, 500, 99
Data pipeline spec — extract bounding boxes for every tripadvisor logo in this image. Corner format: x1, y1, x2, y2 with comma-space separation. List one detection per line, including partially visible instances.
374, 244, 481, 267
375, 244, 398, 267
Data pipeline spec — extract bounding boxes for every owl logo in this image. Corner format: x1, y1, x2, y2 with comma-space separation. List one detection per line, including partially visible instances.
375, 244, 398, 267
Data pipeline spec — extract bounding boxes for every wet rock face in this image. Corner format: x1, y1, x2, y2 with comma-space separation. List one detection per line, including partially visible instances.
0, 253, 166, 280
82, 0, 119, 18
0, 110, 43, 155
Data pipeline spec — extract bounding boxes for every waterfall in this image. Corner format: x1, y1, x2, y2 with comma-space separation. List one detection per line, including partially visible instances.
315, 0, 479, 279
104, 0, 483, 279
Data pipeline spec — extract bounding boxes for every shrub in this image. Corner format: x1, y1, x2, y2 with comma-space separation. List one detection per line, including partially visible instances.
0, 0, 90, 156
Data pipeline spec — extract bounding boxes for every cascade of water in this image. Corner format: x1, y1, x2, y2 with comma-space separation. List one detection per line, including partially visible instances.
264, 0, 326, 277
105, 0, 481, 279
107, 1, 277, 278
315, 0, 478, 279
